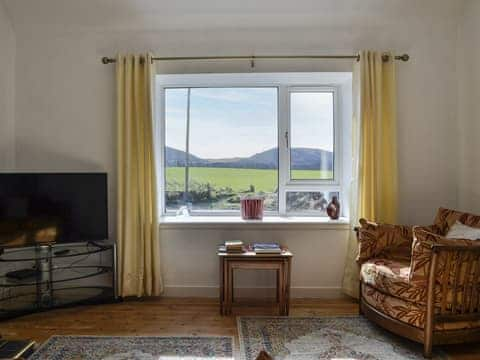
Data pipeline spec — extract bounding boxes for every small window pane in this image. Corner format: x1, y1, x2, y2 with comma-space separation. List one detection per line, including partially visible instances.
286, 191, 339, 215
290, 91, 334, 180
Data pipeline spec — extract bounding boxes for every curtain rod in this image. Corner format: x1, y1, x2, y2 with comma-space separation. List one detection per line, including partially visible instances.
101, 53, 410, 64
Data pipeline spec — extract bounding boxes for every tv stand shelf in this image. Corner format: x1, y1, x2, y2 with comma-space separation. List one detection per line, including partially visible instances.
0, 242, 116, 320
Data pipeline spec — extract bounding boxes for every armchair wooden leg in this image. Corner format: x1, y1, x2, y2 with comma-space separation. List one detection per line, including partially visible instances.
423, 342, 432, 358
423, 252, 438, 359
423, 309, 434, 358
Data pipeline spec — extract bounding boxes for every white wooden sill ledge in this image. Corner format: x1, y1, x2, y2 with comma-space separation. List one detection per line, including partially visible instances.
159, 216, 350, 230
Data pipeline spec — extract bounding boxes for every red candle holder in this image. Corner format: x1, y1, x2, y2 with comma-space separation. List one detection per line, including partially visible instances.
240, 196, 264, 220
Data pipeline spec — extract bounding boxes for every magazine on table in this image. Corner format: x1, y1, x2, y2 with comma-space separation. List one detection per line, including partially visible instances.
253, 243, 282, 253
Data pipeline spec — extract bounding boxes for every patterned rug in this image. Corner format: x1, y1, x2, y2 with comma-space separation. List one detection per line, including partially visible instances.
29, 336, 233, 360
238, 316, 447, 360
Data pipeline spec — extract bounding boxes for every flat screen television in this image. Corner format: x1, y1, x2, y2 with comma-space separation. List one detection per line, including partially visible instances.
0, 173, 108, 248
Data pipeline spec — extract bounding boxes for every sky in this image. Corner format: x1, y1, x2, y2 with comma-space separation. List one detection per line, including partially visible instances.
164, 87, 333, 159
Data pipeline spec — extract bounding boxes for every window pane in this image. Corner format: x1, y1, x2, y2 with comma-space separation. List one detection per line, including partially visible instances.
286, 191, 339, 215
165, 87, 278, 212
290, 91, 334, 180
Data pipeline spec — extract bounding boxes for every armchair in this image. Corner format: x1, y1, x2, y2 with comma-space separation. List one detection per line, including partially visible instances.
357, 208, 480, 357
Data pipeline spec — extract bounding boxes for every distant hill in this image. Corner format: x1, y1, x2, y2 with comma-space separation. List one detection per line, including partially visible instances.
290, 148, 333, 170
165, 146, 333, 171
165, 147, 205, 166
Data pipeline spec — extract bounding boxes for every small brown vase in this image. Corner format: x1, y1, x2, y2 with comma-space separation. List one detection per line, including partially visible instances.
326, 195, 340, 220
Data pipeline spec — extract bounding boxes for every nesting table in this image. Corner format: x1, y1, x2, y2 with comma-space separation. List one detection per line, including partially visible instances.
218, 250, 293, 316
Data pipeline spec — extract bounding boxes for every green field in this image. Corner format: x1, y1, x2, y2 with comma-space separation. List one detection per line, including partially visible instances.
291, 169, 334, 181
166, 167, 333, 192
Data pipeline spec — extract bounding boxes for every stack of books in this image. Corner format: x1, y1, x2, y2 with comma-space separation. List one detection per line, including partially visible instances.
253, 243, 282, 254
218, 240, 245, 253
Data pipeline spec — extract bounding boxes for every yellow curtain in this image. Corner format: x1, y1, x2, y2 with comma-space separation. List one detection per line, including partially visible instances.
116, 53, 163, 297
342, 50, 399, 298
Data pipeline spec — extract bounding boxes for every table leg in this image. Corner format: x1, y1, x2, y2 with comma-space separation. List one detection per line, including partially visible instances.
278, 263, 285, 316
226, 261, 234, 315
276, 269, 281, 303
285, 258, 291, 316
225, 260, 230, 315
231, 266, 235, 308
219, 258, 224, 315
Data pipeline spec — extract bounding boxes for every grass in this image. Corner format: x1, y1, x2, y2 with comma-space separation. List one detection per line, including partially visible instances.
291, 169, 334, 180
166, 167, 333, 192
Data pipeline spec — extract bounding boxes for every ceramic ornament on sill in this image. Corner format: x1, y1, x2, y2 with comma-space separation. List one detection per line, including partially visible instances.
326, 195, 340, 220
240, 195, 264, 220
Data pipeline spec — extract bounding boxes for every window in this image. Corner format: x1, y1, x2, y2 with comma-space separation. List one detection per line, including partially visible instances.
156, 73, 351, 217
164, 87, 278, 212
289, 90, 334, 181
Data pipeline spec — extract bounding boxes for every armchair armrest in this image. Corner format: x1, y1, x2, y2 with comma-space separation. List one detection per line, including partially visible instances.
356, 218, 413, 264
410, 226, 480, 283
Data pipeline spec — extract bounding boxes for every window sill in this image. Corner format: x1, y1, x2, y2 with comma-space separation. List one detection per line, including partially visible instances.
159, 216, 350, 230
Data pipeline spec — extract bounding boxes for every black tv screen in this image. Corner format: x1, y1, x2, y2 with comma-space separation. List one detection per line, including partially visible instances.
0, 173, 108, 248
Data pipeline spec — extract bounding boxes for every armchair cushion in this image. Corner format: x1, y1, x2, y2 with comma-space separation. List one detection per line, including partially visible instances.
361, 258, 427, 304
446, 220, 480, 240
433, 207, 480, 235
356, 219, 413, 264
360, 257, 466, 307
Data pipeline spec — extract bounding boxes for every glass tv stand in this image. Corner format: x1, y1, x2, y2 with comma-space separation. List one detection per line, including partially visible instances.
0, 241, 116, 320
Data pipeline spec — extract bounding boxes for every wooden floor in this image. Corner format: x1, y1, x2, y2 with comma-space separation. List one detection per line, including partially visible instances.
2, 298, 480, 359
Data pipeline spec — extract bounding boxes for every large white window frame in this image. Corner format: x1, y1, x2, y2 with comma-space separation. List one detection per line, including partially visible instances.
155, 73, 350, 217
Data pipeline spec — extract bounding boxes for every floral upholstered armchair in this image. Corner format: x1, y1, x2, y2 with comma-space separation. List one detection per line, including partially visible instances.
357, 208, 480, 358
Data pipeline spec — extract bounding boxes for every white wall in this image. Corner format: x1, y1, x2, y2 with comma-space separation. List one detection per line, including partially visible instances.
457, 0, 480, 214
1, 0, 465, 297
160, 222, 349, 298
0, 2, 15, 168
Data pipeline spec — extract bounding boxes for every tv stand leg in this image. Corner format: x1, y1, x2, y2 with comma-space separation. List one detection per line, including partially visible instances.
36, 245, 53, 309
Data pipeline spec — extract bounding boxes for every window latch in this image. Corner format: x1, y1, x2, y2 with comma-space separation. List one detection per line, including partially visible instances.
285, 131, 289, 148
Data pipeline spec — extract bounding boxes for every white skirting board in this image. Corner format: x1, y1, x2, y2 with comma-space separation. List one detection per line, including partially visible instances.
162, 285, 345, 299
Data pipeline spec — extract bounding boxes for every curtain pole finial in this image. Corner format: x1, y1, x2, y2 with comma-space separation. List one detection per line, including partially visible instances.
102, 56, 115, 64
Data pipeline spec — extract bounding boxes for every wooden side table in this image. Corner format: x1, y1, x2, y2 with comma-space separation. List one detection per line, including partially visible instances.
218, 250, 293, 316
